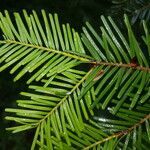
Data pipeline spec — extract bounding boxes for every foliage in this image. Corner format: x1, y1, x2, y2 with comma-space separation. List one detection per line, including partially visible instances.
0, 10, 149, 149
111, 0, 150, 24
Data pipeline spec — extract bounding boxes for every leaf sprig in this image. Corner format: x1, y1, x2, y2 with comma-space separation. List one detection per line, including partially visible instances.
0, 10, 149, 149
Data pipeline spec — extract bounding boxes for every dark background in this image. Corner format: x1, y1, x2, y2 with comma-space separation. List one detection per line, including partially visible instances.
0, 0, 113, 31
0, 0, 139, 149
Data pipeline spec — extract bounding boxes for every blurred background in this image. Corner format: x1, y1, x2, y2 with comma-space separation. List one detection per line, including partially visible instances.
0, 0, 149, 149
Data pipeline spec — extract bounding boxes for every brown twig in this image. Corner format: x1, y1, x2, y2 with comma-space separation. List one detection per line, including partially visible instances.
90, 61, 150, 72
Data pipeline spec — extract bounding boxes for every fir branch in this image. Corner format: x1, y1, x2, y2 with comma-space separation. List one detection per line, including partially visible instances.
84, 114, 150, 150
